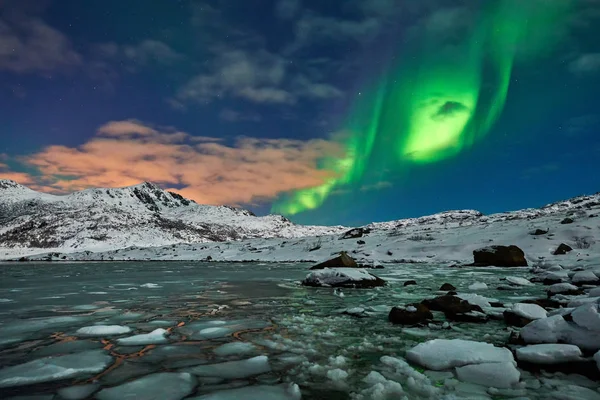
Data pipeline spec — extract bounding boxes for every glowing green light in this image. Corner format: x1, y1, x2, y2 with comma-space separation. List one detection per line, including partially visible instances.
273, 0, 569, 216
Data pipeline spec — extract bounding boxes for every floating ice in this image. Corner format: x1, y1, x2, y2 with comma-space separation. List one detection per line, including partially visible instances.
455, 361, 520, 388
455, 293, 493, 308
548, 283, 580, 294
140, 283, 162, 288
190, 383, 301, 400
117, 328, 169, 345
57, 383, 100, 400
510, 303, 547, 320
406, 339, 514, 370
468, 282, 488, 290
354, 371, 404, 399
76, 325, 131, 336
304, 268, 378, 286
96, 372, 196, 400
516, 344, 583, 364
213, 342, 258, 357
197, 327, 234, 339
505, 276, 533, 286
186, 356, 271, 379
572, 271, 599, 284
548, 384, 600, 400
571, 302, 600, 331
0, 350, 112, 388
327, 368, 349, 381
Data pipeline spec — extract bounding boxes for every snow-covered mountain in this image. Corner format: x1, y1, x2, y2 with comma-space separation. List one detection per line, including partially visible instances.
0, 180, 345, 255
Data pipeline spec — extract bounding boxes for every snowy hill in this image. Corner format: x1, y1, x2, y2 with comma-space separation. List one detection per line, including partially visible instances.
3, 180, 599, 265
0, 180, 345, 257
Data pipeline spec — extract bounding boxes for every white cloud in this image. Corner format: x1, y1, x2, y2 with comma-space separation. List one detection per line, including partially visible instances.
275, 0, 301, 20
570, 53, 600, 74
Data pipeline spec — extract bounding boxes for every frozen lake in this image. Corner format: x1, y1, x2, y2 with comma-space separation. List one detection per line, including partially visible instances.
0, 261, 596, 399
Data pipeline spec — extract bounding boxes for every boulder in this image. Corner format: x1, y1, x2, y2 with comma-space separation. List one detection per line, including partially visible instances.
421, 295, 487, 323
571, 271, 600, 286
388, 304, 433, 325
439, 283, 456, 291
340, 227, 368, 239
560, 217, 574, 224
310, 252, 358, 270
503, 303, 548, 327
302, 268, 385, 288
530, 228, 549, 235
472, 245, 527, 267
403, 280, 417, 287
553, 243, 573, 255
546, 283, 583, 297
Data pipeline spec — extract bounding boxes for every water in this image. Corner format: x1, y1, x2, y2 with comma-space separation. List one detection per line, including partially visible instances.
0, 262, 592, 399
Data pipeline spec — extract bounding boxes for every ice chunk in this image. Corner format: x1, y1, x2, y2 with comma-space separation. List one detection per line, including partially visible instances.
516, 344, 583, 364
468, 282, 488, 290
189, 383, 301, 400
356, 371, 404, 399
572, 271, 599, 284
549, 384, 600, 400
303, 268, 380, 286
510, 303, 547, 320
76, 325, 131, 336
455, 361, 520, 388
213, 342, 258, 357
117, 328, 169, 345
186, 356, 271, 379
0, 350, 112, 388
197, 327, 234, 339
96, 372, 196, 400
589, 287, 600, 297
568, 297, 600, 307
520, 315, 568, 344
327, 368, 348, 381
57, 384, 100, 400
547, 283, 580, 294
140, 283, 162, 288
571, 302, 600, 331
456, 293, 493, 308
406, 339, 514, 370
506, 276, 532, 286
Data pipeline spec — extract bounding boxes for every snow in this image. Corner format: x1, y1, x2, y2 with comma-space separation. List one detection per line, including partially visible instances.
117, 328, 169, 345
190, 383, 302, 400
516, 344, 583, 364
571, 302, 600, 331
405, 339, 514, 370
520, 313, 600, 351
186, 356, 271, 379
0, 350, 112, 388
456, 293, 493, 308
303, 268, 377, 286
510, 303, 548, 320
96, 372, 196, 400
547, 283, 580, 294
468, 282, 488, 290
213, 342, 258, 357
455, 361, 520, 388
75, 325, 131, 336
506, 276, 533, 286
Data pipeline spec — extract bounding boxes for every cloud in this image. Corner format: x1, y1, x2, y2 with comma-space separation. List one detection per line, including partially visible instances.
292, 75, 343, 99
174, 49, 295, 105
275, 0, 301, 20
95, 40, 183, 67
2, 120, 342, 206
0, 14, 81, 74
570, 53, 600, 74
565, 114, 600, 136
219, 109, 262, 122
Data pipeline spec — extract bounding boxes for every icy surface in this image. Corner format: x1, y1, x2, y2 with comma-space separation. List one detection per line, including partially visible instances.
405, 339, 514, 370
304, 268, 377, 286
510, 303, 548, 320
96, 372, 196, 400
0, 350, 112, 388
57, 384, 100, 400
516, 344, 583, 364
191, 383, 302, 400
186, 356, 271, 379
117, 328, 169, 345
213, 342, 258, 356
75, 325, 131, 336
455, 361, 520, 388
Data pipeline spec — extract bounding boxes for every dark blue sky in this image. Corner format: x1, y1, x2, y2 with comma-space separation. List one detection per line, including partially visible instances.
0, 0, 599, 226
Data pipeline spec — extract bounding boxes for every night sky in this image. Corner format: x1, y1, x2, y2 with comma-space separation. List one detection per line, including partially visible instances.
1, 0, 599, 226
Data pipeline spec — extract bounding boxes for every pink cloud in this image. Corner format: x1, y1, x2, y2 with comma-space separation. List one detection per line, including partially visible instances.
4, 120, 341, 205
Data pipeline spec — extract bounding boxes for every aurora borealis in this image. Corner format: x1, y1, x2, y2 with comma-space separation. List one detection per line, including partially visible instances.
1, 0, 599, 225
272, 0, 572, 216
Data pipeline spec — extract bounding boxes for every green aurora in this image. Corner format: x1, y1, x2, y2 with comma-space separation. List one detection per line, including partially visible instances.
272, 0, 570, 216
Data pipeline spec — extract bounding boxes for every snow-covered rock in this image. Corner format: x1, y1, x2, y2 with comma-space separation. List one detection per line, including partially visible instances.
509, 303, 548, 320
516, 344, 583, 364
96, 372, 196, 400
302, 268, 385, 288
405, 339, 514, 370
571, 302, 600, 331
0, 350, 112, 388
455, 361, 520, 388
547, 283, 581, 295
572, 271, 600, 285
520, 313, 600, 352
189, 383, 302, 400
506, 276, 533, 286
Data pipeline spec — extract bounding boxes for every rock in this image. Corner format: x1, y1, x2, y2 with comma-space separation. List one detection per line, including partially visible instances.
439, 283, 456, 291
547, 283, 583, 296
455, 361, 520, 389
560, 217, 574, 224
388, 304, 433, 325
571, 302, 600, 331
421, 295, 487, 323
357, 240, 366, 245
302, 268, 386, 288
340, 227, 368, 239
310, 252, 358, 270
504, 303, 548, 327
472, 245, 527, 267
516, 344, 583, 364
553, 243, 573, 255
406, 339, 515, 370
403, 280, 417, 287
571, 271, 600, 286
530, 228, 549, 235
